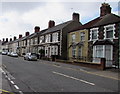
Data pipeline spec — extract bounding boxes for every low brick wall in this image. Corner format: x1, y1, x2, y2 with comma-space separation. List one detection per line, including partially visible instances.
56, 58, 106, 70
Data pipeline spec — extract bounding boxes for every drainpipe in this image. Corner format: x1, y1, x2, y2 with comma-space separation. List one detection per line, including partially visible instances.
118, 23, 120, 69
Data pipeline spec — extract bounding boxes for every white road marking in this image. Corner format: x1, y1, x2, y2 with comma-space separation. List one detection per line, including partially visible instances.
19, 91, 24, 94
6, 72, 15, 79
5, 75, 8, 78
1, 66, 23, 93
8, 78, 11, 81
3, 72, 6, 75
14, 85, 19, 89
53, 64, 61, 67
10, 81, 15, 84
0, 68, 4, 73
53, 71, 95, 86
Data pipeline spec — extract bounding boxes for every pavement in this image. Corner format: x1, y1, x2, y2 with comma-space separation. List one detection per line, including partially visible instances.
39, 59, 120, 81
0, 67, 15, 94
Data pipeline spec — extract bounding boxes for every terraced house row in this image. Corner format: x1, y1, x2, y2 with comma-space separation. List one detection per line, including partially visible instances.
1, 3, 120, 69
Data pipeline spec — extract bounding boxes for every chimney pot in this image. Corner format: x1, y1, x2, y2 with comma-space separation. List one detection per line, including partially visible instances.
3, 38, 5, 42
48, 20, 55, 28
34, 26, 40, 33
100, 3, 111, 17
72, 13, 79, 22
14, 36, 16, 40
19, 34, 22, 39
25, 32, 30, 36
6, 38, 8, 42
10, 38, 12, 41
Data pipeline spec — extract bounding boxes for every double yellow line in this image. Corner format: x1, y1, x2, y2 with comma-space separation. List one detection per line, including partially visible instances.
0, 89, 14, 94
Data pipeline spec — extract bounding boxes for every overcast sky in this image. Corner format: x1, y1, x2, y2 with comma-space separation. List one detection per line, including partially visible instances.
0, 0, 119, 41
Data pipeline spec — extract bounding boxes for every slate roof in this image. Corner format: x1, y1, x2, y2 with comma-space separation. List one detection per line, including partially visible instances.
69, 17, 101, 33
69, 13, 120, 33
92, 13, 120, 27
28, 28, 48, 39
41, 20, 81, 35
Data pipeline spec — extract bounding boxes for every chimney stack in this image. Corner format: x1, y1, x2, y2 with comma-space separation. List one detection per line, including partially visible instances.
10, 38, 12, 41
100, 3, 111, 17
19, 34, 22, 39
6, 38, 8, 42
34, 26, 40, 33
72, 13, 79, 22
3, 38, 5, 42
25, 32, 30, 36
48, 20, 55, 28
14, 36, 16, 40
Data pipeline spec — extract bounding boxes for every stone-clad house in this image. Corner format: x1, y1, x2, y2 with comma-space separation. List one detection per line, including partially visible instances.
39, 13, 82, 60
87, 3, 120, 68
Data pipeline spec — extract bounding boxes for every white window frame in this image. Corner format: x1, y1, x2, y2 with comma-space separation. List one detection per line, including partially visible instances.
39, 36, 44, 44
80, 32, 85, 41
104, 24, 115, 39
54, 46, 58, 55
52, 33, 58, 42
90, 28, 98, 41
35, 37, 37, 45
32, 39, 34, 45
45, 34, 51, 43
51, 46, 54, 55
27, 39, 29, 46
72, 34, 76, 42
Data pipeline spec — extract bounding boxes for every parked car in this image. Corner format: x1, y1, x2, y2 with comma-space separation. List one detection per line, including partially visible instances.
11, 52, 18, 57
24, 53, 37, 61
2, 51, 7, 55
7, 52, 11, 56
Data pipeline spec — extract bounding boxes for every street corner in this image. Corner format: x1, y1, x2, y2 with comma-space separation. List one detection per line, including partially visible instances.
0, 89, 14, 94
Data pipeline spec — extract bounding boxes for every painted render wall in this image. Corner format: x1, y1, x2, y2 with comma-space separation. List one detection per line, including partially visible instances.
68, 29, 88, 62
61, 21, 82, 60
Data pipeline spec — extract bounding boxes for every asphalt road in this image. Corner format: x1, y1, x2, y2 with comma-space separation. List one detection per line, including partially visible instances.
1, 55, 119, 93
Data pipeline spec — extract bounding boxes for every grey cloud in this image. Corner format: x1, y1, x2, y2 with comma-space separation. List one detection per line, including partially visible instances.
2, 2, 46, 13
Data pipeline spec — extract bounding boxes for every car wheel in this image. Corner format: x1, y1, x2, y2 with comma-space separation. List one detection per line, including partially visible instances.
28, 58, 30, 61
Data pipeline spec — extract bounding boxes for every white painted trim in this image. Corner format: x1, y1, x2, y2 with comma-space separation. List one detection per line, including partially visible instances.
104, 24, 115, 40
111, 45, 113, 60
103, 45, 105, 57
60, 30, 62, 56
52, 32, 59, 42
90, 28, 99, 41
